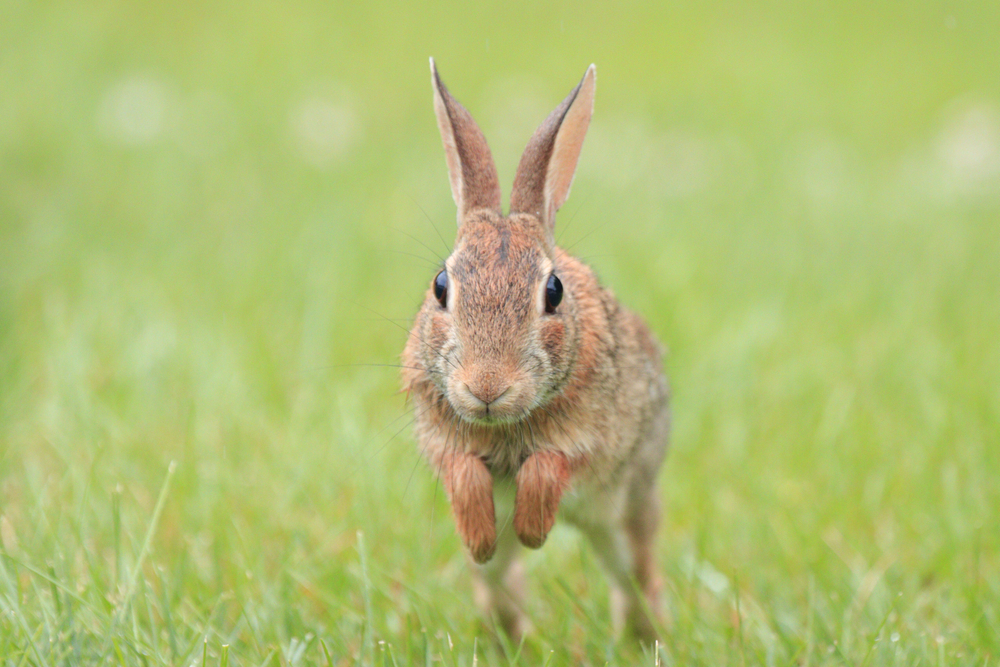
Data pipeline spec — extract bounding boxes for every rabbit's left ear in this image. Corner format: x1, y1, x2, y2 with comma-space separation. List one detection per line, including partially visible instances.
430, 58, 502, 225
509, 64, 596, 240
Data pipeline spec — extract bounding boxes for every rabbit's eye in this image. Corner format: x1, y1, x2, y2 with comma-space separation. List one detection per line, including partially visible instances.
433, 270, 448, 308
545, 274, 563, 313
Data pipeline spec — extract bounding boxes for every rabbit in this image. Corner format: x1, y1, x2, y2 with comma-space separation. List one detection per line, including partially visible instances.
401, 58, 670, 643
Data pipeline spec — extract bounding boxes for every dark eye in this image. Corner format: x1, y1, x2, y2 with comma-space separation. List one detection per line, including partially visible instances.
433, 270, 448, 308
545, 273, 563, 313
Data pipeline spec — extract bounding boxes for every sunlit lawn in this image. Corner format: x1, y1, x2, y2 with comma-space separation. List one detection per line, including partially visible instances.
1, 1, 999, 664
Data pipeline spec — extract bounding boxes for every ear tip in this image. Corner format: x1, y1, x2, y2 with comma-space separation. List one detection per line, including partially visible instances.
430, 58, 446, 96
577, 64, 596, 95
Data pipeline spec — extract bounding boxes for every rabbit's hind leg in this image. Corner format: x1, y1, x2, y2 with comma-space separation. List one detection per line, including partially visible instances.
579, 519, 633, 635
580, 499, 662, 643
624, 484, 664, 641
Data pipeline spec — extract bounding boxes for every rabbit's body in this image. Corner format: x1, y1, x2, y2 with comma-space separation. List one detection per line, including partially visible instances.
402, 61, 669, 641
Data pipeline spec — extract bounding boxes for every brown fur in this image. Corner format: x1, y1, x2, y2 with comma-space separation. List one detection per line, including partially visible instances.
431, 62, 502, 216
403, 61, 670, 643
513, 450, 572, 548
441, 450, 497, 564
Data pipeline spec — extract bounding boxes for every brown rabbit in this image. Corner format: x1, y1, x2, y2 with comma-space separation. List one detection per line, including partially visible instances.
401, 59, 670, 642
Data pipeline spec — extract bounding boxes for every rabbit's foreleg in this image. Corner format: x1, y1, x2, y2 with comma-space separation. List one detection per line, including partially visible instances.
442, 450, 497, 563
513, 450, 573, 548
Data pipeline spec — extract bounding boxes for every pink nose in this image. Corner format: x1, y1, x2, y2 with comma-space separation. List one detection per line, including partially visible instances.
465, 381, 510, 406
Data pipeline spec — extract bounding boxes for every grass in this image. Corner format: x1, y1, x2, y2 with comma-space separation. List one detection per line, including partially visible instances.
1, 0, 999, 664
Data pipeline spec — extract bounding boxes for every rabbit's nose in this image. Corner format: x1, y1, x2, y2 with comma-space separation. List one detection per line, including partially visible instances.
464, 379, 511, 407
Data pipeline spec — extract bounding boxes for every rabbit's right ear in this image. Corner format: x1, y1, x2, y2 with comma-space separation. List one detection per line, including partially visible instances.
510, 65, 596, 242
430, 58, 502, 224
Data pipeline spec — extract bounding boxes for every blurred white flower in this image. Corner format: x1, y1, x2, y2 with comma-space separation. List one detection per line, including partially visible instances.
98, 75, 170, 146
289, 86, 362, 168
936, 102, 1000, 187
127, 320, 178, 375
884, 96, 1000, 213
586, 115, 743, 200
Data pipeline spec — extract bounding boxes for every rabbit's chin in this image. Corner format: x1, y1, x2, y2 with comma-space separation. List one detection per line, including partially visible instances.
463, 413, 527, 427
451, 401, 533, 426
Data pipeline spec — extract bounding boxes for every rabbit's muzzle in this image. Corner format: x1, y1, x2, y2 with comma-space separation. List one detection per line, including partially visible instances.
448, 366, 530, 424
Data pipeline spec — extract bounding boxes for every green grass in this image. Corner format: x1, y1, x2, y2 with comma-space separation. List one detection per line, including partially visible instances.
2, 0, 999, 664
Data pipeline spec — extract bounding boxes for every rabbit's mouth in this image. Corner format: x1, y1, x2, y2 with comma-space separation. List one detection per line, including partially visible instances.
448, 380, 534, 425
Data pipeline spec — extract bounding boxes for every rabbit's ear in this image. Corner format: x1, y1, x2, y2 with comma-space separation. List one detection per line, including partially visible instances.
430, 58, 502, 224
510, 64, 596, 240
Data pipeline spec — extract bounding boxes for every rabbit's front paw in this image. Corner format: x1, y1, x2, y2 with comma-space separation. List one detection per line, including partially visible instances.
514, 451, 572, 548
444, 451, 497, 563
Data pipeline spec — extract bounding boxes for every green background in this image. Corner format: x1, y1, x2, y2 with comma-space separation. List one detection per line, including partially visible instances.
1, 0, 998, 664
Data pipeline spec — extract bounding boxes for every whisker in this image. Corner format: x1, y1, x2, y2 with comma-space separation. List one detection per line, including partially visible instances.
364, 401, 438, 465
312, 362, 443, 375
403, 450, 425, 502
555, 193, 589, 246
407, 193, 453, 257
563, 218, 608, 253
405, 400, 451, 499
338, 297, 460, 373
390, 249, 441, 269
337, 403, 418, 483
392, 227, 447, 265
429, 412, 461, 545
343, 317, 415, 323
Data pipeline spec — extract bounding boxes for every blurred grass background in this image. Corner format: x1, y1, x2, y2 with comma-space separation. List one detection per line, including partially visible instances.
1, 0, 999, 664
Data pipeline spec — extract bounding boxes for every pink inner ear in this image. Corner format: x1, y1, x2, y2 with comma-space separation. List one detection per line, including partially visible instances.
433, 82, 464, 212
509, 65, 596, 235
543, 65, 595, 225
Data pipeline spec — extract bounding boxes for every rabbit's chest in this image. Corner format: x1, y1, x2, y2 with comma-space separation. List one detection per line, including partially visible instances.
480, 433, 535, 477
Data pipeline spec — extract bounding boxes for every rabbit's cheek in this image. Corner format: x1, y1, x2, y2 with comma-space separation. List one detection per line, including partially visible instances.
423, 314, 452, 363
426, 314, 449, 348
539, 318, 567, 365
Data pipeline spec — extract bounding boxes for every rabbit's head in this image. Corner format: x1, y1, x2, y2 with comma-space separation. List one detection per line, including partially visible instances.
409, 60, 597, 425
